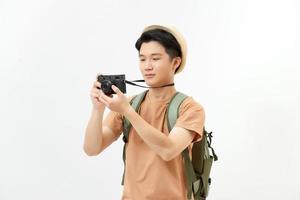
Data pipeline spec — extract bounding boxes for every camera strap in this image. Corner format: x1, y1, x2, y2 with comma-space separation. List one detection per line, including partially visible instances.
125, 80, 174, 89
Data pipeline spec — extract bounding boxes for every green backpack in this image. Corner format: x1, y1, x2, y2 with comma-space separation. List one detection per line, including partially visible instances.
121, 91, 218, 200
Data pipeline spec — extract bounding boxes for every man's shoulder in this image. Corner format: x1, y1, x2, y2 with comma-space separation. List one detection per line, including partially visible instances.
178, 94, 204, 113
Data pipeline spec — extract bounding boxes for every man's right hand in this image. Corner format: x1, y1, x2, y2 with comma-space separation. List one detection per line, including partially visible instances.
90, 79, 105, 111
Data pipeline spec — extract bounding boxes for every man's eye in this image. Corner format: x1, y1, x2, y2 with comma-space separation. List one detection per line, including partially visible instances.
140, 59, 145, 62
153, 58, 160, 61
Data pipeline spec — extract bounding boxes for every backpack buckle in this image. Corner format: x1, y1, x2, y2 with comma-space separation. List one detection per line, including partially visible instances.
122, 135, 128, 143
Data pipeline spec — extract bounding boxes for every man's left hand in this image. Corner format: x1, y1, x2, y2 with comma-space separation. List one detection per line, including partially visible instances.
98, 85, 131, 115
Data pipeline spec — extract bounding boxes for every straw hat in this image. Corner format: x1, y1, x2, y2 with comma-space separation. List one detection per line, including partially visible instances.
142, 25, 187, 74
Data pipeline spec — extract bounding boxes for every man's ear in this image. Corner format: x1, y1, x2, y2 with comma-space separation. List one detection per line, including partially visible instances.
172, 57, 182, 72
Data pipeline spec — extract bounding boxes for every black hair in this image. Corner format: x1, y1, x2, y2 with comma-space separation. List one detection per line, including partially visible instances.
135, 28, 182, 73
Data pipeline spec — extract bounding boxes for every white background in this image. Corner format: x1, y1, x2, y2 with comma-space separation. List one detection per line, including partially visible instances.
0, 0, 299, 199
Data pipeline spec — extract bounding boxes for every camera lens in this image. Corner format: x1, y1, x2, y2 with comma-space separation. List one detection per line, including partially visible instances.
101, 80, 112, 94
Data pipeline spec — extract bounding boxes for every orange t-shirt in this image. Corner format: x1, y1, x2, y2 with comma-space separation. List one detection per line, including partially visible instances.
103, 91, 205, 200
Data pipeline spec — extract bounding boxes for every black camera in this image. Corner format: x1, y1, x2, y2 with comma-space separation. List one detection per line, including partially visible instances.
97, 74, 126, 96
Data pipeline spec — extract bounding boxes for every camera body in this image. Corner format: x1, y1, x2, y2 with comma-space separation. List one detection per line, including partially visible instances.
97, 74, 126, 96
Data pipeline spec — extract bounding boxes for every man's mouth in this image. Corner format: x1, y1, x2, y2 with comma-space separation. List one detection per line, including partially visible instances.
145, 74, 155, 78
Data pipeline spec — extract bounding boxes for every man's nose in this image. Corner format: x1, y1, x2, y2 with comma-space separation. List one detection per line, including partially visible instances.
144, 61, 153, 71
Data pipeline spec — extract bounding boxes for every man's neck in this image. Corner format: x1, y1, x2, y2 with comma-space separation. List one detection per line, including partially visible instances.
147, 86, 176, 101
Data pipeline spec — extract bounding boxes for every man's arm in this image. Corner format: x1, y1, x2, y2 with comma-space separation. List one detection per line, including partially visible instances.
124, 107, 196, 161
83, 109, 120, 156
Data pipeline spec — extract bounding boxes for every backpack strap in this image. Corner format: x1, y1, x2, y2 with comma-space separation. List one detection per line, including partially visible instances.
206, 131, 218, 161
122, 90, 148, 143
121, 90, 148, 185
166, 92, 202, 200
166, 92, 188, 131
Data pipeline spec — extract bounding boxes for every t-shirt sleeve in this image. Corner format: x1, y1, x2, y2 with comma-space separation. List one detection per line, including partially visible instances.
175, 97, 205, 142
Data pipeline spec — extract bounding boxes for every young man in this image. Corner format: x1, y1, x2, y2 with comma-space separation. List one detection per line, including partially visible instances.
84, 25, 205, 200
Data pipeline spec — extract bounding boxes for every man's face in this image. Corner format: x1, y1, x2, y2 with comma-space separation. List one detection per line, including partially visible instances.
139, 41, 180, 87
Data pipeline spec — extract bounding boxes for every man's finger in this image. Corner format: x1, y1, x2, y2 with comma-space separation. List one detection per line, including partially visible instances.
98, 95, 108, 107
96, 73, 101, 80
111, 85, 122, 95
94, 81, 101, 88
99, 90, 113, 102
